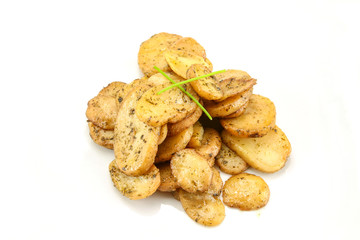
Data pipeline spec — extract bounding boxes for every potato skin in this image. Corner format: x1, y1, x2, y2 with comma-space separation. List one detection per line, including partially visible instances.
223, 173, 270, 210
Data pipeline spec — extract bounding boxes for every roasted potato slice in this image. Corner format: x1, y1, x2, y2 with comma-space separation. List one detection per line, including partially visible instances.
187, 121, 204, 148
186, 64, 223, 100
109, 160, 160, 200
114, 85, 161, 176
167, 106, 202, 136
86, 95, 118, 130
215, 143, 248, 175
195, 128, 222, 167
88, 121, 114, 149
170, 37, 206, 58
170, 149, 213, 193
157, 162, 179, 192
157, 124, 168, 145
136, 82, 198, 127
220, 94, 276, 138
220, 102, 249, 118
138, 32, 182, 77
215, 70, 257, 102
223, 173, 270, 210
165, 49, 213, 79
205, 88, 253, 117
221, 126, 291, 173
207, 167, 223, 196
179, 189, 225, 226
156, 125, 193, 163
98, 81, 128, 98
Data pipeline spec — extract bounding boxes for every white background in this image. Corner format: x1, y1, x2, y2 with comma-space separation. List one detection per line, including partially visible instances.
1, 0, 359, 239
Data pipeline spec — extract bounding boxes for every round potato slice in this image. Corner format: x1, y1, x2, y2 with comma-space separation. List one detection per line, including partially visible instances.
215, 70, 257, 102
88, 121, 114, 149
86, 95, 118, 130
114, 84, 161, 176
109, 160, 160, 200
167, 106, 202, 136
157, 162, 179, 192
156, 125, 193, 163
179, 189, 225, 226
170, 37, 206, 59
157, 124, 168, 145
164, 49, 213, 79
221, 126, 291, 173
187, 121, 204, 148
170, 149, 213, 193
223, 173, 270, 210
186, 64, 223, 101
205, 88, 253, 117
98, 81, 128, 98
220, 94, 276, 138
215, 143, 248, 175
207, 167, 223, 196
136, 82, 198, 127
138, 32, 182, 77
195, 128, 222, 167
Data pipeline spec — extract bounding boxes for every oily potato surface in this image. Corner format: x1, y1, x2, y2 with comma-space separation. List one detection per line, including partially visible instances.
109, 160, 160, 200
223, 173, 270, 210
221, 126, 291, 173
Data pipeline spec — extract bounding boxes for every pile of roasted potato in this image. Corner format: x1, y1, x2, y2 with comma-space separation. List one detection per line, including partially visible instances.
86, 32, 291, 226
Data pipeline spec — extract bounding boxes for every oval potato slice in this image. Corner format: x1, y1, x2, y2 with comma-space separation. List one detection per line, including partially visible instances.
157, 124, 168, 145
170, 37, 206, 58
156, 125, 193, 163
138, 32, 182, 77
109, 160, 160, 200
86, 95, 118, 130
215, 143, 248, 175
187, 121, 204, 148
165, 49, 213, 79
205, 88, 253, 117
186, 64, 223, 101
179, 189, 225, 226
221, 126, 291, 173
195, 128, 222, 167
114, 85, 160, 176
220, 94, 276, 138
136, 82, 198, 127
167, 106, 202, 136
223, 173, 270, 210
170, 149, 213, 193
157, 162, 179, 192
215, 70, 257, 102
88, 121, 114, 149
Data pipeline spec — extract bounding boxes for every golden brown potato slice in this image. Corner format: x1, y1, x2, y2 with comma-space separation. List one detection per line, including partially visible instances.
215, 143, 248, 175
223, 173, 270, 210
138, 32, 182, 77
186, 64, 223, 101
157, 162, 179, 192
98, 81, 128, 98
179, 189, 225, 226
187, 121, 204, 148
167, 106, 202, 136
157, 124, 168, 145
135, 82, 198, 127
114, 85, 161, 176
205, 88, 253, 117
164, 49, 213, 79
156, 125, 193, 163
207, 167, 223, 196
195, 128, 222, 167
86, 95, 118, 130
220, 94, 276, 138
109, 160, 160, 200
170, 149, 213, 193
88, 121, 114, 149
221, 126, 291, 173
215, 70, 257, 102
170, 37, 206, 58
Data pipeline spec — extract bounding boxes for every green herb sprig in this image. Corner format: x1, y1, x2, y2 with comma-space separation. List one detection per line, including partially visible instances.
153, 66, 214, 120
